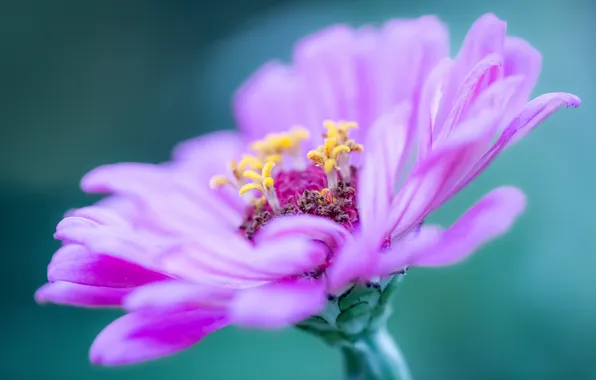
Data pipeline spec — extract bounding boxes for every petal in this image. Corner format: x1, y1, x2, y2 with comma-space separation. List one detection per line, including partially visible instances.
413, 187, 526, 266
124, 281, 234, 313
293, 25, 358, 125
503, 37, 542, 103
326, 232, 379, 293
435, 53, 503, 140
48, 244, 169, 288
255, 214, 351, 249
374, 16, 449, 118
230, 279, 326, 328
374, 225, 444, 277
417, 58, 454, 159
35, 282, 129, 307
233, 62, 315, 147
457, 92, 581, 190
55, 217, 162, 266
389, 110, 501, 236
159, 233, 325, 283
172, 130, 243, 174
90, 310, 228, 366
81, 163, 242, 230
435, 14, 506, 131
357, 103, 413, 237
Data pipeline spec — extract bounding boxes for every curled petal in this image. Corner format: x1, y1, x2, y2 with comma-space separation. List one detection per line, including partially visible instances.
255, 213, 351, 249
358, 103, 413, 238
374, 226, 443, 276
48, 244, 169, 288
229, 279, 326, 328
234, 62, 313, 146
124, 281, 234, 313
503, 37, 542, 103
90, 310, 228, 366
413, 187, 526, 266
35, 282, 129, 307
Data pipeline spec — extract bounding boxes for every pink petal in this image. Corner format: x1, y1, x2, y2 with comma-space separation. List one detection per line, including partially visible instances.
159, 233, 325, 283
326, 232, 379, 293
435, 14, 506, 131
413, 187, 526, 267
255, 214, 351, 250
90, 310, 228, 365
435, 53, 503, 140
417, 58, 454, 159
124, 281, 234, 313
35, 282, 129, 307
373, 16, 449, 123
389, 110, 501, 236
358, 103, 413, 237
230, 279, 326, 328
172, 130, 243, 174
48, 244, 169, 288
81, 163, 242, 230
374, 225, 444, 277
503, 37, 542, 104
55, 217, 161, 266
458, 92, 581, 189
233, 62, 315, 148
293, 25, 358, 125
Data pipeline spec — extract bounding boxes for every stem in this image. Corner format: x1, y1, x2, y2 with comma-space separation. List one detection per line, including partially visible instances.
342, 329, 412, 380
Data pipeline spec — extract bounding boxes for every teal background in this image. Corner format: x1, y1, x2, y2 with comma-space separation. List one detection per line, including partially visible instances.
2, 0, 593, 379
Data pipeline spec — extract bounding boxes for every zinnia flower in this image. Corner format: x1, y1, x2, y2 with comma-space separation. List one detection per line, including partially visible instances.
36, 13, 579, 367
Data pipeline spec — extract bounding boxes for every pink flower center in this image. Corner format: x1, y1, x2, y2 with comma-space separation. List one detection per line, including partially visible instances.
239, 165, 360, 239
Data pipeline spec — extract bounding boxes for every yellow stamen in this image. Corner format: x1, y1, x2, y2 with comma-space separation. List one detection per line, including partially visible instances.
308, 120, 363, 187
209, 175, 232, 189
242, 170, 263, 183
239, 183, 263, 196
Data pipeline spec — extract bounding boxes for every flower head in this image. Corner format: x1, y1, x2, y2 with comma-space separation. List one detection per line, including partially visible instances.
36, 13, 580, 366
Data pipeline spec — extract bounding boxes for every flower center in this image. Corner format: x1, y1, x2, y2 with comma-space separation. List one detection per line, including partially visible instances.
209, 121, 364, 240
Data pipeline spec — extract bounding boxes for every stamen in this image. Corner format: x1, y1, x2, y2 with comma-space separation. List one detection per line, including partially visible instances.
250, 127, 310, 170
238, 161, 280, 213
209, 175, 233, 189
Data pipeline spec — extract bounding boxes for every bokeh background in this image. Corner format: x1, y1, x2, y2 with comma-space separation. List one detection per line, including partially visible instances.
2, 0, 593, 378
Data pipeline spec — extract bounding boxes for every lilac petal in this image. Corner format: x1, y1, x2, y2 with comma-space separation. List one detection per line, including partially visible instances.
48, 244, 169, 288
35, 282, 129, 307
435, 14, 506, 130
293, 25, 358, 125
230, 279, 326, 328
124, 281, 234, 313
417, 58, 454, 159
503, 37, 542, 104
326, 232, 379, 293
389, 110, 501, 236
234, 62, 314, 146
435, 53, 503, 140
67, 206, 130, 227
255, 212, 352, 249
374, 226, 444, 277
172, 130, 243, 174
413, 187, 526, 267
458, 92, 581, 190
454, 13, 507, 74
374, 16, 449, 123
81, 163, 242, 229
90, 310, 228, 366
159, 234, 325, 283
55, 217, 161, 266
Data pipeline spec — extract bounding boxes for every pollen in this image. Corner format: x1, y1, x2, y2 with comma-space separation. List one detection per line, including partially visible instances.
307, 120, 362, 188
250, 127, 310, 162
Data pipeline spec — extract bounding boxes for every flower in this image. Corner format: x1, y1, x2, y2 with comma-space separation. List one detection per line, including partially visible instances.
35, 13, 580, 366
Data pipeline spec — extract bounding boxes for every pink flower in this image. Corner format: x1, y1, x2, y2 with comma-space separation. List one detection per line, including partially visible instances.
36, 13, 579, 366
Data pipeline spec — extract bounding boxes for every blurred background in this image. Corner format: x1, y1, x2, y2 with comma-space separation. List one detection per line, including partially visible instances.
2, 0, 593, 378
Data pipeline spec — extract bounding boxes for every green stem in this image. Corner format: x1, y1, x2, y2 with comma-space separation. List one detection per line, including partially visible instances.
342, 329, 412, 380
